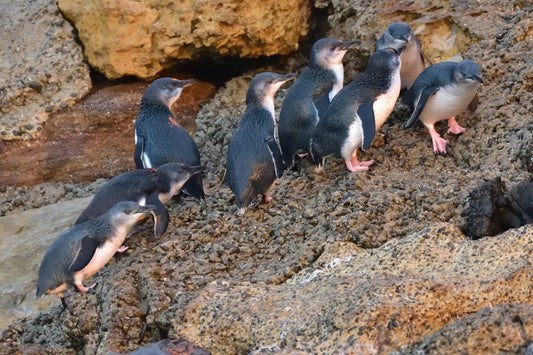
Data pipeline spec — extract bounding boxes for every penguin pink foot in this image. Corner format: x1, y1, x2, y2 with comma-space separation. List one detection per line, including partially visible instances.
75, 282, 96, 293
262, 194, 273, 203
296, 152, 309, 159
117, 245, 129, 253
447, 117, 466, 135
428, 127, 448, 154
345, 156, 374, 172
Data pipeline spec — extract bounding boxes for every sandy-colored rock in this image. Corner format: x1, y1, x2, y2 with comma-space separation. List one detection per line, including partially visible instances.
0, 0, 91, 141
0, 196, 92, 330
176, 224, 533, 354
56, 0, 311, 79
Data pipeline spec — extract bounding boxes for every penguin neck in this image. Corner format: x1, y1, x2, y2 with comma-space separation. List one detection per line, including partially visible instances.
247, 96, 276, 123
140, 98, 173, 116
328, 63, 344, 101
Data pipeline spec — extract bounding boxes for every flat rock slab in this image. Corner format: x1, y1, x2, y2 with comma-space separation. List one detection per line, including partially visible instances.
177, 223, 533, 354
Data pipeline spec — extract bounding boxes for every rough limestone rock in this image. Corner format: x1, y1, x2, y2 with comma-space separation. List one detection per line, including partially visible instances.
0, 0, 91, 141
56, 0, 311, 79
176, 224, 533, 354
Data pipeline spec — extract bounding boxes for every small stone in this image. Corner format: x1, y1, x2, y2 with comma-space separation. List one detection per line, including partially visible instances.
44, 105, 54, 112
59, 102, 68, 109
26, 81, 42, 92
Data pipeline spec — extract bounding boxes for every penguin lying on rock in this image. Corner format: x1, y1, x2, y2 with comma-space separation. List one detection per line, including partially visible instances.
75, 162, 204, 237
310, 48, 402, 172
278, 38, 360, 168
404, 59, 483, 154
226, 72, 296, 214
134, 77, 205, 200
37, 201, 155, 308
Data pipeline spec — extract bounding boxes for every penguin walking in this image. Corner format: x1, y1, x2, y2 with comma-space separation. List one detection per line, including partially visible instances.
376, 21, 427, 91
75, 163, 204, 237
404, 59, 483, 154
310, 48, 402, 172
226, 72, 296, 214
36, 201, 155, 308
134, 77, 205, 200
278, 38, 360, 168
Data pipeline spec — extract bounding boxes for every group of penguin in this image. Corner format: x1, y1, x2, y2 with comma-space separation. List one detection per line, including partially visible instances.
36, 22, 483, 307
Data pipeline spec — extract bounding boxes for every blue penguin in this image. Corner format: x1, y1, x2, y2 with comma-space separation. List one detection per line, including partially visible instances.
75, 163, 204, 237
310, 48, 402, 172
376, 21, 427, 90
36, 201, 156, 308
278, 38, 360, 168
134, 77, 205, 200
404, 59, 483, 154
226, 72, 297, 214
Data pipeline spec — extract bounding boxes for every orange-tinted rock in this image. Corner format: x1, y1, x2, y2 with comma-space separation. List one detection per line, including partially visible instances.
56, 0, 311, 79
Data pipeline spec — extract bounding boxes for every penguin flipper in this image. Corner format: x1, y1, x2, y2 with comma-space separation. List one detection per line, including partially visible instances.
358, 101, 376, 151
265, 136, 284, 179
468, 93, 480, 112
405, 85, 439, 128
146, 193, 169, 237
134, 135, 145, 169
69, 236, 100, 272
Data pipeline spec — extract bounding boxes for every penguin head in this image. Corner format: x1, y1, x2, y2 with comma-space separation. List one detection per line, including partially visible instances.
246, 72, 297, 107
454, 60, 484, 84
309, 38, 361, 68
367, 48, 402, 74
383, 22, 414, 50
143, 77, 195, 108
107, 201, 156, 229
158, 162, 205, 188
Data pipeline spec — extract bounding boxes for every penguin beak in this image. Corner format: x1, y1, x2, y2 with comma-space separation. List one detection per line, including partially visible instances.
276, 73, 297, 83
175, 78, 195, 88
339, 39, 361, 50
136, 205, 157, 214
185, 165, 205, 176
472, 75, 484, 83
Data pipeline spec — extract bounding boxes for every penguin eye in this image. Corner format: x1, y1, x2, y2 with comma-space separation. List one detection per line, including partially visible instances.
124, 208, 133, 214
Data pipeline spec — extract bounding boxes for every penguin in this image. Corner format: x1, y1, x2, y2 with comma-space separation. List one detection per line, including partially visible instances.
404, 59, 483, 154
75, 162, 204, 237
278, 38, 360, 168
310, 48, 402, 172
226, 72, 297, 214
376, 21, 427, 91
134, 77, 205, 200
36, 201, 156, 308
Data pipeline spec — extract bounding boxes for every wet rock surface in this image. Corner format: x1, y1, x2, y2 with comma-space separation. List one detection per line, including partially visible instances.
0, 0, 91, 141
0, 79, 216, 187
0, 0, 533, 354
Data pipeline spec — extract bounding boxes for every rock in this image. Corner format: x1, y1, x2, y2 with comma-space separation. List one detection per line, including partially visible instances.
0, 0, 91, 141
56, 0, 311, 79
462, 177, 533, 238
110, 338, 211, 355
393, 303, 533, 354
176, 223, 533, 354
0, 80, 215, 187
0, 196, 92, 330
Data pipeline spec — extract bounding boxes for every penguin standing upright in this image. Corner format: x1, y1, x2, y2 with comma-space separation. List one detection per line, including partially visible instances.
36, 201, 155, 308
278, 38, 360, 168
75, 162, 204, 237
376, 22, 427, 91
226, 72, 296, 214
404, 59, 483, 154
134, 77, 205, 199
310, 48, 402, 172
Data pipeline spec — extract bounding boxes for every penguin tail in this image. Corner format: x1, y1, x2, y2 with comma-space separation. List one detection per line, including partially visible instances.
183, 174, 205, 200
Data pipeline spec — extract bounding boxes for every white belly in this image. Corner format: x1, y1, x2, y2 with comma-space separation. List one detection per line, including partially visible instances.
341, 118, 363, 160
142, 153, 152, 168
74, 231, 128, 284
373, 71, 401, 130
419, 83, 480, 127
400, 42, 425, 89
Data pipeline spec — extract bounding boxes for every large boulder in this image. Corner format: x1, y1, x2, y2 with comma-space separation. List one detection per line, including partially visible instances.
56, 0, 312, 79
0, 0, 91, 141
